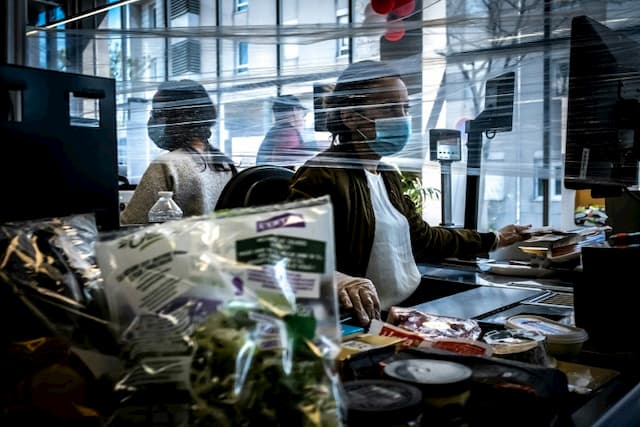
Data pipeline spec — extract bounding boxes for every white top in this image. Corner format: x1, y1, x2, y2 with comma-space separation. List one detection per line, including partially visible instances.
364, 170, 422, 310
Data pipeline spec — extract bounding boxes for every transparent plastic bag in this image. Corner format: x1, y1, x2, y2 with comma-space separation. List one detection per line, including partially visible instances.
96, 196, 343, 426
0, 213, 116, 352
0, 213, 118, 426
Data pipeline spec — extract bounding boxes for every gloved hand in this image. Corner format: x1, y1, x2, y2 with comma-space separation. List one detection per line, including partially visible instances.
496, 224, 532, 248
335, 271, 381, 327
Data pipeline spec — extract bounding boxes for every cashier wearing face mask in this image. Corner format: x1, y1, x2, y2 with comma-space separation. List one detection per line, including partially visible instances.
287, 60, 529, 325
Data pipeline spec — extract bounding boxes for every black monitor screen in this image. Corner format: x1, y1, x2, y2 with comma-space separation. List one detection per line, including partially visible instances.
0, 65, 119, 230
564, 15, 640, 198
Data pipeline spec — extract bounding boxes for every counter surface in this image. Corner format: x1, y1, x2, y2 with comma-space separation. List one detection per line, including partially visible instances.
410, 261, 640, 427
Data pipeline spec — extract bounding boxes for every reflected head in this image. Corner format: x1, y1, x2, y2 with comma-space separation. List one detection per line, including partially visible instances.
148, 79, 217, 150
325, 60, 408, 143
152, 79, 216, 126
272, 94, 306, 114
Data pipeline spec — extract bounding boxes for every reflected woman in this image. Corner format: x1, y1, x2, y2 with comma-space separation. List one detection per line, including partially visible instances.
121, 80, 236, 225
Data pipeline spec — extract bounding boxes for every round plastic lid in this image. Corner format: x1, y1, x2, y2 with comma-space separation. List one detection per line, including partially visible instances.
483, 328, 547, 348
383, 359, 472, 396
505, 315, 589, 344
343, 379, 423, 424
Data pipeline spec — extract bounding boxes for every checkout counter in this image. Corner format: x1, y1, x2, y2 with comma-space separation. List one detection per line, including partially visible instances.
396, 251, 640, 427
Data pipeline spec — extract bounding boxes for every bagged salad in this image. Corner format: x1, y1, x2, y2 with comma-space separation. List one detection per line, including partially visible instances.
95, 196, 342, 426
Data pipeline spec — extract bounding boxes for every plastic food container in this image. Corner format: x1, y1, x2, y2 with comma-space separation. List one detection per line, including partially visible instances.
482, 328, 550, 366
505, 315, 589, 358
383, 358, 472, 424
342, 379, 423, 426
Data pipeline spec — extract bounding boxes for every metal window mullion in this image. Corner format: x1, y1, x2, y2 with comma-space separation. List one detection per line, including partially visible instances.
163, 0, 169, 79
276, 0, 281, 95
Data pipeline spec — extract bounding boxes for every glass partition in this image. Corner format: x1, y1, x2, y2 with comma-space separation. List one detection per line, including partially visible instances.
22, 0, 640, 231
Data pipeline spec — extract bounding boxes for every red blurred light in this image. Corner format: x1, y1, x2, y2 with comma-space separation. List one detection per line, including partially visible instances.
384, 27, 406, 41
393, 0, 415, 17
371, 0, 396, 15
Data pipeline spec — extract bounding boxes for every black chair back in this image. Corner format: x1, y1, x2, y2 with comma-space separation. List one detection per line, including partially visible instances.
214, 165, 295, 210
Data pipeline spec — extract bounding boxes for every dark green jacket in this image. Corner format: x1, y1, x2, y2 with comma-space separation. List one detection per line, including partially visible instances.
287, 148, 497, 278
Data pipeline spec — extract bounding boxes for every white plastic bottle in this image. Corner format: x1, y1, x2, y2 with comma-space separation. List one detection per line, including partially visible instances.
148, 191, 183, 223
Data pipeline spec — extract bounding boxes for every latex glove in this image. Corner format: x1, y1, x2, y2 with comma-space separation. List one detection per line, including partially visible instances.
496, 224, 532, 248
335, 271, 381, 327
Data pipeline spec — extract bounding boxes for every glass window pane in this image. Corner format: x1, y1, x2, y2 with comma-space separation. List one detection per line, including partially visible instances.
21, 0, 640, 229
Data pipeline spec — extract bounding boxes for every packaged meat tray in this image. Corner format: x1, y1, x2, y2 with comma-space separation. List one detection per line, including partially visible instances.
386, 307, 482, 340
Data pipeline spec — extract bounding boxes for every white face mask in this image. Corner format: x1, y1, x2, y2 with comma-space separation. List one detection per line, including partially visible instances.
356, 114, 412, 156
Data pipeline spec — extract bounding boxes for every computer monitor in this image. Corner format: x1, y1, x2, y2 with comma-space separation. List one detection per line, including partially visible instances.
564, 15, 640, 198
0, 65, 119, 230
463, 71, 515, 229
465, 71, 515, 135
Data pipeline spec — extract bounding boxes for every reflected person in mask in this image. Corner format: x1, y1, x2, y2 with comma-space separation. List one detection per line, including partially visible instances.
121, 80, 237, 225
288, 60, 529, 324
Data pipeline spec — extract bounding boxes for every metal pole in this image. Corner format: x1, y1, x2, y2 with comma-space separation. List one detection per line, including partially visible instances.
440, 161, 454, 226
1, 0, 26, 65
276, 0, 281, 95
542, 0, 551, 226
464, 129, 482, 230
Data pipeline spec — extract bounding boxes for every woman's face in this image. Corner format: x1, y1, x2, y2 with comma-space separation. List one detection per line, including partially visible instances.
283, 106, 306, 129
347, 76, 410, 142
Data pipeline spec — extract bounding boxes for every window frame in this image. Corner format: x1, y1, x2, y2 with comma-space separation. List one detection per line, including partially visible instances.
533, 153, 563, 202
336, 9, 349, 58
236, 41, 249, 73
235, 0, 248, 13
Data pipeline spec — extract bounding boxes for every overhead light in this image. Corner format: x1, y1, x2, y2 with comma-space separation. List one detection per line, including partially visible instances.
26, 0, 142, 36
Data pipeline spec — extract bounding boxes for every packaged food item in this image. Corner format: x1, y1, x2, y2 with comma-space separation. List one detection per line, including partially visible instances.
339, 333, 406, 359
368, 319, 429, 347
505, 315, 588, 358
392, 348, 570, 427
338, 333, 406, 381
482, 328, 550, 366
386, 307, 482, 340
420, 337, 493, 357
0, 213, 115, 352
342, 379, 423, 426
95, 196, 342, 426
383, 358, 472, 425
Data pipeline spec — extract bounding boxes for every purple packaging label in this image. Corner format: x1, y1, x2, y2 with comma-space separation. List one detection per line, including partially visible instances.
256, 213, 305, 232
